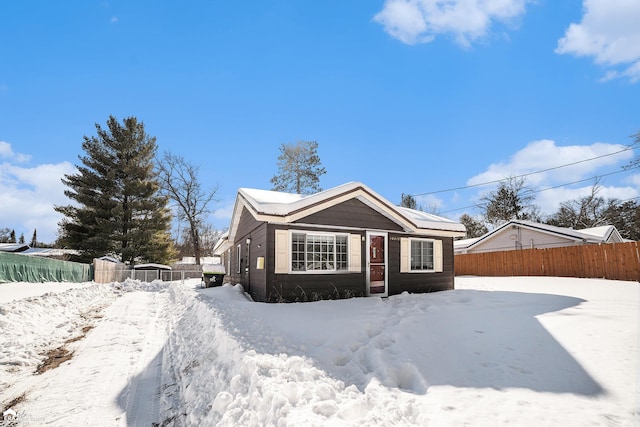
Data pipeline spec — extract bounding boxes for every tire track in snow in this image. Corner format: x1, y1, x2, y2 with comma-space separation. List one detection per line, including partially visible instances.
13, 289, 170, 426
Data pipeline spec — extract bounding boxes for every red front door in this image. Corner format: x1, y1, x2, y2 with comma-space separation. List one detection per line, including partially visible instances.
367, 233, 387, 296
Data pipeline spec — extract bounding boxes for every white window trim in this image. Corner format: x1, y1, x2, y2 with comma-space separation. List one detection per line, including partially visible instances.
288, 230, 352, 274
401, 237, 443, 273
236, 244, 241, 274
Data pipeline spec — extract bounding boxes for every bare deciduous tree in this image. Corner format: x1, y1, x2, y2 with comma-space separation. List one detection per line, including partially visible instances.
546, 180, 609, 229
157, 152, 218, 265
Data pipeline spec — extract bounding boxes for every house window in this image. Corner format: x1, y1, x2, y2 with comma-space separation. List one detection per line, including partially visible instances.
291, 232, 348, 272
236, 244, 241, 274
411, 239, 434, 271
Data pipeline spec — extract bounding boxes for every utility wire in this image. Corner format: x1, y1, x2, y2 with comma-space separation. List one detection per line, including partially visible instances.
411, 145, 636, 197
521, 168, 633, 195
439, 167, 638, 214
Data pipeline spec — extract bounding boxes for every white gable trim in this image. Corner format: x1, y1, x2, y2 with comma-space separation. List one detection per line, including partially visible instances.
228, 184, 465, 244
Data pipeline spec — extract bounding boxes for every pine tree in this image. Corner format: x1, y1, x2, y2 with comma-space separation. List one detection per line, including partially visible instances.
481, 177, 538, 228
0, 228, 9, 243
400, 193, 418, 209
31, 229, 37, 247
55, 115, 176, 264
18, 233, 25, 244
270, 141, 326, 194
9, 230, 16, 243
458, 213, 488, 238
605, 199, 640, 240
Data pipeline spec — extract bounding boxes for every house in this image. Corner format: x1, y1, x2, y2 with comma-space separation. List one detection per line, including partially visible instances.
454, 220, 625, 255
214, 182, 466, 302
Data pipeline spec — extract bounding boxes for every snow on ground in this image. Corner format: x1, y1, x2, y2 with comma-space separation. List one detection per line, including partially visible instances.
0, 276, 638, 426
0, 281, 96, 303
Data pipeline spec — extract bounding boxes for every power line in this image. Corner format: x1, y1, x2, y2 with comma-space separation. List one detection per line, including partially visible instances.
522, 168, 633, 195
411, 145, 636, 197
439, 167, 639, 215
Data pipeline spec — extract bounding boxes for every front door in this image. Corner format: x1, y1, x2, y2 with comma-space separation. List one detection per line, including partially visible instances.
366, 232, 387, 297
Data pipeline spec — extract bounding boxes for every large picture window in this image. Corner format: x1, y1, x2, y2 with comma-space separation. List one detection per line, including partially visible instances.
411, 239, 434, 271
291, 232, 348, 272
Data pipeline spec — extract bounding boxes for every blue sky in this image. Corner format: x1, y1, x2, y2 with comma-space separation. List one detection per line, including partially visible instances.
1, 0, 639, 244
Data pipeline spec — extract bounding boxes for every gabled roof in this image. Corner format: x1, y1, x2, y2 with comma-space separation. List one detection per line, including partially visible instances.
24, 248, 80, 257
577, 225, 624, 243
454, 219, 624, 252
133, 263, 172, 270
0, 243, 30, 252
227, 182, 465, 244
212, 231, 231, 256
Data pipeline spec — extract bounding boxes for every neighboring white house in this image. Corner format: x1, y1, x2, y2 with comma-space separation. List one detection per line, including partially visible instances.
454, 220, 625, 255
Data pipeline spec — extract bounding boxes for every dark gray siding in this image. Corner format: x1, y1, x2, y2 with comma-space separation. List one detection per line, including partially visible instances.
228, 207, 268, 301
264, 223, 366, 302
229, 206, 456, 302
387, 234, 455, 295
296, 198, 403, 232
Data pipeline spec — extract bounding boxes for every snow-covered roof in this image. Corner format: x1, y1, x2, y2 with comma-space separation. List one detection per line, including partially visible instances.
23, 248, 80, 257
133, 263, 172, 270
577, 225, 623, 242
455, 220, 624, 253
0, 243, 30, 252
228, 182, 465, 243
176, 256, 219, 265
396, 206, 465, 232
212, 231, 231, 256
507, 220, 620, 243
453, 237, 481, 250
97, 255, 123, 263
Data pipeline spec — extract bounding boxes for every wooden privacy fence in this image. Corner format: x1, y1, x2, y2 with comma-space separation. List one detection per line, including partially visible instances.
455, 241, 640, 282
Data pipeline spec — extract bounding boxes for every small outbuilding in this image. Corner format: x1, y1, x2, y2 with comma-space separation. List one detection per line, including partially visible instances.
215, 182, 466, 302
0, 243, 30, 253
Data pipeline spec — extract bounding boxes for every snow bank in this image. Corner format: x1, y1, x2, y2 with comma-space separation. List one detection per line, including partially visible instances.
0, 278, 167, 395
162, 283, 424, 426
162, 277, 639, 426
0, 284, 113, 393
2, 276, 637, 426
0, 281, 96, 303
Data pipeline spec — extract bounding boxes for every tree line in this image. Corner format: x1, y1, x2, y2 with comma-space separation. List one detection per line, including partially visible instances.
0, 228, 43, 247
401, 130, 640, 241
404, 175, 640, 241
467, 177, 639, 240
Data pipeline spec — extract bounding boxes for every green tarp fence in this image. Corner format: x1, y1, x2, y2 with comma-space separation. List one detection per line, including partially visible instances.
0, 252, 93, 283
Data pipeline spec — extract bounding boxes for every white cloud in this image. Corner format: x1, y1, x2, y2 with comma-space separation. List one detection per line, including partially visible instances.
556, 0, 640, 83
0, 141, 31, 163
465, 139, 638, 215
467, 139, 633, 187
373, 0, 528, 47
0, 144, 75, 243
415, 194, 444, 212
110, 15, 118, 24
209, 199, 235, 231
535, 184, 637, 215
